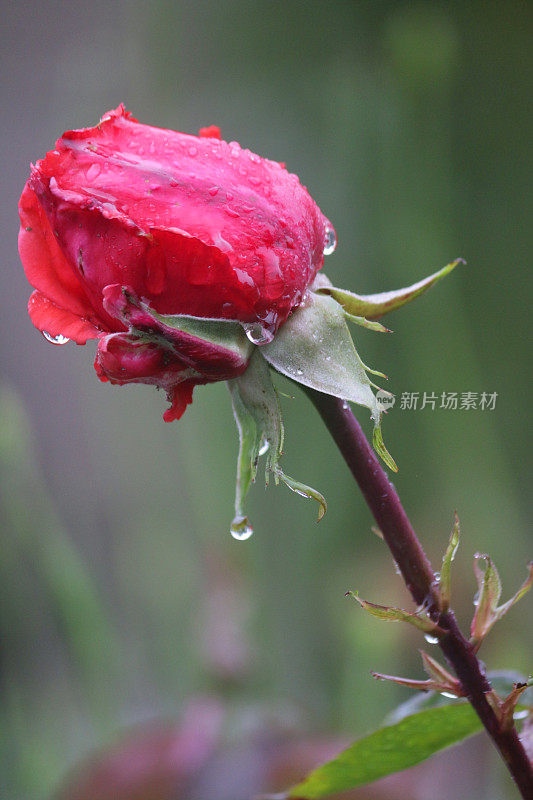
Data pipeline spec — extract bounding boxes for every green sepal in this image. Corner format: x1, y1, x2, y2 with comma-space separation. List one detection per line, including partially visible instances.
228, 350, 326, 533
148, 308, 253, 363
314, 259, 463, 320
260, 291, 395, 470
344, 312, 391, 333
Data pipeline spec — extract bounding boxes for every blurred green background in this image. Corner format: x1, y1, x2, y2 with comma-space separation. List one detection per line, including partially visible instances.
1, 1, 531, 798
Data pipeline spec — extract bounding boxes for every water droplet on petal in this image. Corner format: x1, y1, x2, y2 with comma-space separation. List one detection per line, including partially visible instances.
244, 323, 275, 345
230, 515, 254, 541
258, 438, 270, 456
424, 633, 439, 645
323, 225, 337, 256
42, 331, 70, 345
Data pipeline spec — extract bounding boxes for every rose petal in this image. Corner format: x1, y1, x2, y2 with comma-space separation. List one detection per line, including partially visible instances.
28, 290, 99, 344
164, 381, 195, 422
18, 183, 96, 323
102, 285, 250, 379
198, 125, 221, 139
37, 105, 331, 333
94, 333, 204, 422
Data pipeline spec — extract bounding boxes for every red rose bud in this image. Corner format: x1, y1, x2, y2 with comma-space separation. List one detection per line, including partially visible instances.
19, 105, 334, 419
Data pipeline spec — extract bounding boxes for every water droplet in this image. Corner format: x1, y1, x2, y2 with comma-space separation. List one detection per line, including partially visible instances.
188, 145, 198, 157
230, 515, 253, 541
258, 438, 270, 456
288, 486, 311, 499
296, 368, 303, 376
208, 186, 219, 196
42, 331, 70, 345
424, 633, 439, 645
244, 323, 275, 345
440, 691, 458, 699
323, 225, 336, 256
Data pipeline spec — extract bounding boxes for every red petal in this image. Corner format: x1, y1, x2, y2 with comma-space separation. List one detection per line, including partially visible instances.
28, 290, 99, 344
147, 227, 261, 320
198, 125, 221, 139
38, 107, 331, 332
31, 168, 262, 325
19, 183, 96, 323
163, 381, 195, 422
94, 333, 202, 422
102, 284, 250, 379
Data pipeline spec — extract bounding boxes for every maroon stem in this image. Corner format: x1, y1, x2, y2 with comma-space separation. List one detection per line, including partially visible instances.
304, 389, 533, 798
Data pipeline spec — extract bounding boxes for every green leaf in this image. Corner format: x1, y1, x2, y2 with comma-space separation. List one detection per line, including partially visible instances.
471, 553, 502, 644
228, 351, 326, 532
420, 651, 460, 689
346, 591, 442, 634
372, 424, 398, 473
491, 562, 533, 625
471, 556, 533, 647
314, 259, 463, 320
286, 705, 482, 798
440, 513, 460, 611
260, 291, 396, 470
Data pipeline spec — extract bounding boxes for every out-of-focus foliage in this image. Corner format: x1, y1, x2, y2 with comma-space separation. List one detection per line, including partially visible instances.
1, 2, 531, 798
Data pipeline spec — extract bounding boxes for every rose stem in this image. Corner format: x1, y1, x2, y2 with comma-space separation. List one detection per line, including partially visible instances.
303, 388, 532, 797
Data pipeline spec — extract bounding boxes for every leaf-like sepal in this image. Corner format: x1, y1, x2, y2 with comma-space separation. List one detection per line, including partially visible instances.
260, 291, 396, 470
228, 350, 326, 534
313, 259, 463, 320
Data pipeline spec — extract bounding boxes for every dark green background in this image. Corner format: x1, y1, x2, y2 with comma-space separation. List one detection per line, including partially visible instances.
1, 2, 531, 798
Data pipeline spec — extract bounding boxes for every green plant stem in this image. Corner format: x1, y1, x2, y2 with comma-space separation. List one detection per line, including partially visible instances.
304, 388, 532, 798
